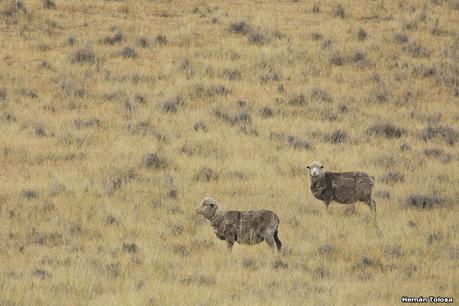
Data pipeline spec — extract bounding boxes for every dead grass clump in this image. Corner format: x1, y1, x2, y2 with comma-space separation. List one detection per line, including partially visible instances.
69, 47, 96, 65
272, 259, 288, 270
380, 171, 405, 184
287, 135, 313, 150
181, 275, 216, 286
173, 244, 190, 257
420, 125, 459, 145
375, 190, 390, 200
384, 245, 404, 258
194, 167, 218, 182
365, 123, 405, 139
312, 3, 320, 13
317, 244, 336, 256
142, 153, 167, 170
102, 168, 136, 196
329, 51, 344, 66
242, 258, 258, 271
404, 194, 446, 209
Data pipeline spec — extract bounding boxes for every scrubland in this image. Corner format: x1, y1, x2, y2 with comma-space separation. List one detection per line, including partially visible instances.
0, 0, 458, 305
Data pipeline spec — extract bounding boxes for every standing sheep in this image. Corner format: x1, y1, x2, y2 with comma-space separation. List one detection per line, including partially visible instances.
195, 197, 282, 253
306, 161, 377, 221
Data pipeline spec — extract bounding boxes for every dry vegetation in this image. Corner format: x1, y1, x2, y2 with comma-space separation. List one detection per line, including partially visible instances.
1, 0, 458, 305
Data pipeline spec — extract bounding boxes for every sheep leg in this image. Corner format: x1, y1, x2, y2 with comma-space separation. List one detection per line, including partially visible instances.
226, 240, 234, 253
324, 201, 331, 213
264, 234, 277, 251
365, 198, 377, 223
273, 230, 282, 252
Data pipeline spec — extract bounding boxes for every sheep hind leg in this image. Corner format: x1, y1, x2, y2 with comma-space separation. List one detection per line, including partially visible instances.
264, 235, 277, 252
323, 201, 331, 213
273, 230, 282, 252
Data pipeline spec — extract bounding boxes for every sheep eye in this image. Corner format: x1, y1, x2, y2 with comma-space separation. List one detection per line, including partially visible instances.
306, 166, 310, 169
320, 166, 324, 169
210, 203, 215, 207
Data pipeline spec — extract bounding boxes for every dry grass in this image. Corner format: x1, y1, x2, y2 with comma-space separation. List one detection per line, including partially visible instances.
0, 0, 458, 305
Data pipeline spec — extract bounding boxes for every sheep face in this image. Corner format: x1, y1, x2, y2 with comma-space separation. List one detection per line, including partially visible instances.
195, 197, 219, 219
307, 161, 324, 177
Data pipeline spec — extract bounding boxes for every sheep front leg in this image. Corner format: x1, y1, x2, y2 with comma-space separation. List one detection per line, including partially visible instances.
323, 201, 331, 213
226, 240, 234, 253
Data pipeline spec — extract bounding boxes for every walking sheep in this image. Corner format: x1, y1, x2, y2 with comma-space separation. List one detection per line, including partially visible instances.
306, 161, 377, 221
195, 197, 282, 253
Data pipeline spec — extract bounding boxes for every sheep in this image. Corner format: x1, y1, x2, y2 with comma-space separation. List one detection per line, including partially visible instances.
195, 197, 282, 253
306, 161, 377, 221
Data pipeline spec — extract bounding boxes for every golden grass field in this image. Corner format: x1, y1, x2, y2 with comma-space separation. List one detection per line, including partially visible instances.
0, 0, 458, 305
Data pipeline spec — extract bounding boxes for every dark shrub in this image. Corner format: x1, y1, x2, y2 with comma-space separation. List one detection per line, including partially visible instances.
193, 121, 208, 132
122, 242, 138, 253
248, 32, 269, 45
287, 135, 313, 150
103, 31, 123, 45
404, 194, 446, 209
67, 36, 76, 46
326, 129, 347, 144
69, 47, 96, 64
194, 167, 218, 182
310, 32, 323, 41
137, 37, 149, 48
222, 69, 241, 81
42, 0, 56, 10
357, 28, 367, 40
380, 171, 404, 184
420, 125, 459, 145
288, 93, 307, 106
232, 111, 251, 125
329, 51, 343, 66
310, 88, 332, 103
404, 42, 431, 58
142, 153, 167, 169
160, 97, 181, 113
259, 106, 274, 118
155, 34, 168, 45
312, 3, 320, 13
229, 21, 251, 35
333, 4, 345, 18
120, 47, 137, 59
35, 126, 46, 137
393, 33, 409, 44
424, 148, 452, 163
22, 189, 38, 200
0, 88, 7, 101
365, 123, 405, 138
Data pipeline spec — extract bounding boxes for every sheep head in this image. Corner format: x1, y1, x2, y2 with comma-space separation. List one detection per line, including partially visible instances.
195, 197, 221, 219
307, 161, 324, 177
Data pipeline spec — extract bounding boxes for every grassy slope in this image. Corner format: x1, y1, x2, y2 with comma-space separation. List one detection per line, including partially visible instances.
0, 0, 458, 305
